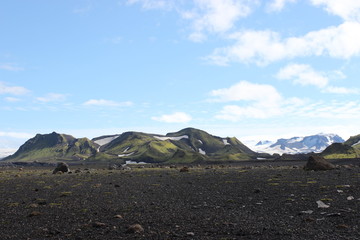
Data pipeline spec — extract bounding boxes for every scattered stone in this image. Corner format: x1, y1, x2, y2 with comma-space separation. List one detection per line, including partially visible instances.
126, 224, 144, 234
92, 222, 106, 228
347, 196, 354, 201
304, 156, 335, 171
29, 203, 39, 208
305, 217, 315, 222
108, 164, 118, 170
37, 200, 47, 205
52, 162, 70, 174
336, 224, 349, 229
75, 169, 81, 173
120, 165, 132, 171
327, 213, 341, 217
316, 200, 330, 209
300, 210, 314, 214
114, 215, 123, 219
343, 165, 352, 169
179, 167, 189, 172
187, 232, 195, 236
28, 211, 42, 217
253, 188, 261, 194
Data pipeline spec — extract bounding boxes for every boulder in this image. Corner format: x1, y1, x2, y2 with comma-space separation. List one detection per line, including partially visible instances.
126, 224, 144, 234
179, 167, 189, 172
304, 156, 335, 171
52, 162, 70, 174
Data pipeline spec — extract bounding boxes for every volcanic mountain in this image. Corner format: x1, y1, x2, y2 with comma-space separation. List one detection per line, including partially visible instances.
3, 128, 269, 163
3, 132, 99, 162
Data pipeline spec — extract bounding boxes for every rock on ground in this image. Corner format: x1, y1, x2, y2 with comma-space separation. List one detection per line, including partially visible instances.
304, 156, 335, 171
52, 162, 70, 174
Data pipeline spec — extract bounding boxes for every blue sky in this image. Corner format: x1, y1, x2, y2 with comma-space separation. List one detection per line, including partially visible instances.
1, 0, 360, 155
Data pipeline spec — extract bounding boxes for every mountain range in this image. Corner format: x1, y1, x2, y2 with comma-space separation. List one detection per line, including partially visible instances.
2, 128, 359, 163
2, 128, 269, 163
253, 134, 345, 155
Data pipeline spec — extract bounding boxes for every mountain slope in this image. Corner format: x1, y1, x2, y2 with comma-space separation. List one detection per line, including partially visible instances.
253, 134, 344, 154
2, 128, 269, 163
321, 134, 360, 159
3, 132, 99, 162
96, 128, 262, 163
98, 131, 185, 163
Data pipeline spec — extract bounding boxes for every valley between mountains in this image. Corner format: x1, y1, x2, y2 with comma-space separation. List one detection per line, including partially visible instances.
2, 128, 360, 163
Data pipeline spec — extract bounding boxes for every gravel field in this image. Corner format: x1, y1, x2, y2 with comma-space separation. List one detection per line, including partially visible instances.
0, 163, 359, 239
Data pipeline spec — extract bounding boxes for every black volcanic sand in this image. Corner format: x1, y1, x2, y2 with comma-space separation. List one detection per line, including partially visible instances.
0, 165, 359, 239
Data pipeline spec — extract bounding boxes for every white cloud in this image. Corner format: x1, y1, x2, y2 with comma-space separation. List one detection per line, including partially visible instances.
311, 0, 360, 21
0, 82, 29, 95
83, 99, 133, 107
323, 86, 359, 94
152, 112, 192, 123
4, 97, 21, 102
210, 81, 283, 120
188, 32, 207, 42
36, 93, 67, 103
0, 63, 24, 71
0, 131, 33, 139
73, 4, 92, 14
289, 100, 360, 120
215, 104, 281, 121
105, 36, 123, 44
276, 63, 329, 88
126, 0, 175, 10
184, 0, 256, 42
128, 0, 257, 42
277, 63, 359, 94
206, 21, 360, 65
268, 0, 297, 12
210, 81, 282, 102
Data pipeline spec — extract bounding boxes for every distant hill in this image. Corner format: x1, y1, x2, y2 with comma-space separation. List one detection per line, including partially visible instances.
2, 128, 270, 163
253, 134, 344, 154
321, 134, 360, 159
94, 128, 263, 163
3, 132, 99, 162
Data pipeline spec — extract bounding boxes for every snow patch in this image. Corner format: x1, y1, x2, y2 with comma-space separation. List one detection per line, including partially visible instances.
223, 139, 230, 145
125, 160, 147, 165
288, 137, 303, 144
94, 135, 119, 146
199, 148, 206, 155
198, 139, 203, 144
352, 140, 360, 147
118, 152, 135, 157
154, 135, 189, 141
123, 147, 130, 152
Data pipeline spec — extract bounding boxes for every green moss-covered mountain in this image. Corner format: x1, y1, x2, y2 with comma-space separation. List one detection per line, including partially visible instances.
321, 134, 360, 159
92, 128, 266, 163
3, 128, 270, 163
3, 132, 99, 162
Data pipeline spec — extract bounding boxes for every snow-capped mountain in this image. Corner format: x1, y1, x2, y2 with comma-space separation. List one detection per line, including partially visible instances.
252, 134, 345, 155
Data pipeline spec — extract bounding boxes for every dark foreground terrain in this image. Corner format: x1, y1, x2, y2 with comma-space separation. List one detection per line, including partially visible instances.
0, 163, 359, 239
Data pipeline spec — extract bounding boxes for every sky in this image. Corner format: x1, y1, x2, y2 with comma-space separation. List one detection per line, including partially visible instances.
1, 0, 360, 155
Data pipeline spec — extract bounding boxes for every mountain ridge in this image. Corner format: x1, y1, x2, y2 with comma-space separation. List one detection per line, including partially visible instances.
3, 128, 269, 163
252, 133, 344, 155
